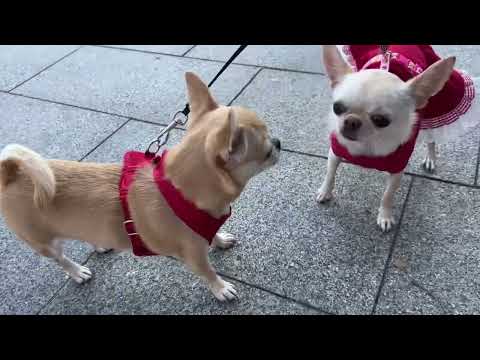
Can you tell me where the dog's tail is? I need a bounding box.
[0,144,55,208]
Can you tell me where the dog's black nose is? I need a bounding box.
[344,116,362,131]
[271,138,281,150]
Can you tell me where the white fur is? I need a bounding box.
[213,232,237,249]
[316,148,341,203]
[377,173,403,232]
[94,246,112,254]
[209,277,238,301]
[422,142,436,173]
[336,45,349,63]
[319,45,456,232]
[331,70,416,157]
[62,261,93,284]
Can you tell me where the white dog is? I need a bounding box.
[317,45,479,231]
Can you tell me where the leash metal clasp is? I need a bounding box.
[145,110,188,157]
[379,45,391,72]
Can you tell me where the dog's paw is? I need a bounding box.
[210,278,238,302]
[422,157,436,173]
[94,247,112,254]
[316,187,333,204]
[377,209,395,233]
[213,232,237,250]
[67,264,92,284]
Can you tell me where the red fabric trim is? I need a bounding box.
[330,121,421,174]
[119,151,157,256]
[341,45,476,128]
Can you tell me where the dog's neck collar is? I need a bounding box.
[330,120,421,174]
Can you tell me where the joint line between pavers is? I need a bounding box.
[172,254,332,314]
[92,45,188,58]
[227,67,264,106]
[79,119,131,162]
[182,45,197,57]
[7,46,83,93]
[218,271,333,314]
[90,45,326,76]
[280,148,328,160]
[370,177,415,314]
[2,91,479,190]
[278,148,480,190]
[474,140,480,186]
[36,248,96,314]
[2,90,129,119]
[405,171,479,189]
[1,91,174,127]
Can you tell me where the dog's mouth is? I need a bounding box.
[340,130,358,142]
[265,147,273,160]
[270,148,280,165]
[265,146,280,166]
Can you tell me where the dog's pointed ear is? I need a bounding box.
[185,72,219,114]
[407,56,456,109]
[219,108,248,169]
[323,45,352,88]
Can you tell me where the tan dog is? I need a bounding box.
[0,72,281,301]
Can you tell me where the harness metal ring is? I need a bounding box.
[146,140,161,156]
[173,110,188,126]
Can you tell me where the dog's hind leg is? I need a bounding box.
[93,246,112,254]
[18,230,93,284]
[40,240,92,283]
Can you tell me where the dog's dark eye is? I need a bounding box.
[371,114,391,128]
[333,102,347,115]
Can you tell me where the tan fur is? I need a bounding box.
[0,72,280,300]
[0,144,56,208]
[0,159,19,188]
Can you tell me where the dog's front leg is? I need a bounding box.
[183,246,238,301]
[212,232,237,249]
[316,148,341,203]
[422,142,436,173]
[377,172,403,232]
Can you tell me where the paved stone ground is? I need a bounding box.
[0,45,479,315]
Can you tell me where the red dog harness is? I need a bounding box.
[331,45,476,174]
[119,150,231,256]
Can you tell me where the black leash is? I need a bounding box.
[180,45,248,116]
[145,45,248,156]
